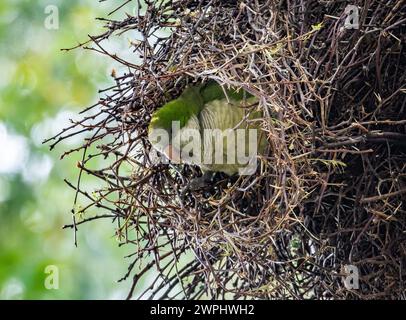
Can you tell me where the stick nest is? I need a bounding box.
[47,0,406,299]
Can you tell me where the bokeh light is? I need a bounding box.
[0,0,136,299]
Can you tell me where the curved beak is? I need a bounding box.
[163,144,181,163]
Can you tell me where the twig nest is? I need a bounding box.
[51,0,406,299]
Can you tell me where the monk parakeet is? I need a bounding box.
[148,82,267,177]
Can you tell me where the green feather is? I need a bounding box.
[149,86,203,134]
[148,82,252,134]
[200,81,252,103]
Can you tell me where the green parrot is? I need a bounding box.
[148,82,267,177]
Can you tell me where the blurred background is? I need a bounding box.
[0,0,142,299]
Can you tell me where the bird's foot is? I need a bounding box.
[189,172,215,190]
[180,171,215,199]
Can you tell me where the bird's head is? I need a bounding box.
[147,81,252,163]
[148,85,203,162]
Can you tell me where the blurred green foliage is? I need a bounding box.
[0,0,136,299]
